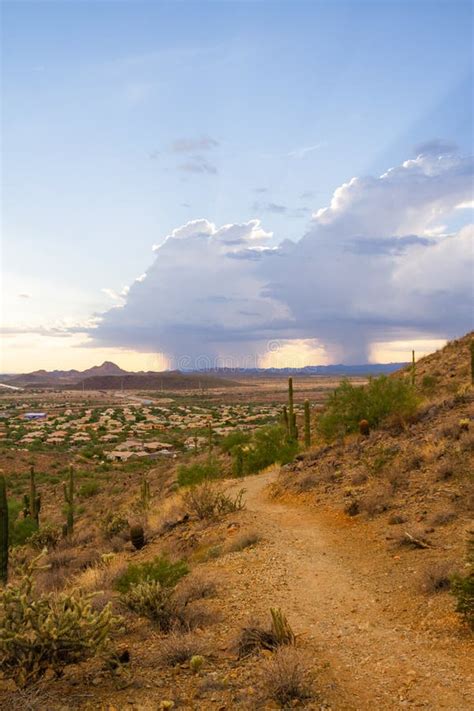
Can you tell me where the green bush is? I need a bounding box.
[78,481,100,498]
[220,430,251,454]
[115,556,188,594]
[243,425,298,474]
[177,459,220,487]
[421,374,437,395]
[8,500,37,547]
[317,376,418,440]
[451,573,474,629]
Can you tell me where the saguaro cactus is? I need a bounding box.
[234,445,245,477]
[29,465,40,528]
[0,474,8,585]
[282,405,289,436]
[63,467,75,536]
[411,350,416,386]
[207,421,213,455]
[288,377,295,441]
[304,400,311,448]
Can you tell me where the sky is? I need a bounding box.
[1,0,473,372]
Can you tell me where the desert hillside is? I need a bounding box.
[0,335,472,710]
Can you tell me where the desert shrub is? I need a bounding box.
[78,481,100,498]
[318,376,418,440]
[7,499,37,547]
[182,481,245,520]
[220,430,251,454]
[261,647,311,707]
[177,460,220,487]
[435,461,455,481]
[237,608,295,659]
[350,470,367,486]
[28,524,61,550]
[10,518,38,547]
[174,575,217,607]
[360,483,393,517]
[226,530,261,553]
[0,555,120,687]
[102,512,129,539]
[420,561,456,593]
[122,581,177,629]
[421,374,437,395]
[158,632,204,666]
[431,510,457,526]
[115,556,188,594]
[451,573,474,629]
[243,425,298,474]
[385,467,408,491]
[459,430,474,453]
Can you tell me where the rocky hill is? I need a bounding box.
[396,331,474,393]
[274,332,473,572]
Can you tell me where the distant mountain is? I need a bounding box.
[82,361,128,378]
[189,363,409,377]
[1,360,411,390]
[1,361,128,388]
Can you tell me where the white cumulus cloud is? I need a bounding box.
[90,145,473,364]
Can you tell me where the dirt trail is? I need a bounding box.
[226,470,473,710]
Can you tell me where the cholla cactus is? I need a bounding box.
[0,552,121,687]
[63,467,74,536]
[411,349,416,386]
[122,580,176,629]
[282,405,289,436]
[0,474,8,585]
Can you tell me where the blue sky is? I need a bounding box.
[2,0,473,371]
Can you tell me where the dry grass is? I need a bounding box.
[158,631,205,667]
[174,574,217,606]
[350,470,367,486]
[180,601,221,631]
[75,556,128,593]
[360,483,393,517]
[431,509,457,526]
[420,561,457,593]
[182,481,245,520]
[261,647,312,706]
[236,608,296,659]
